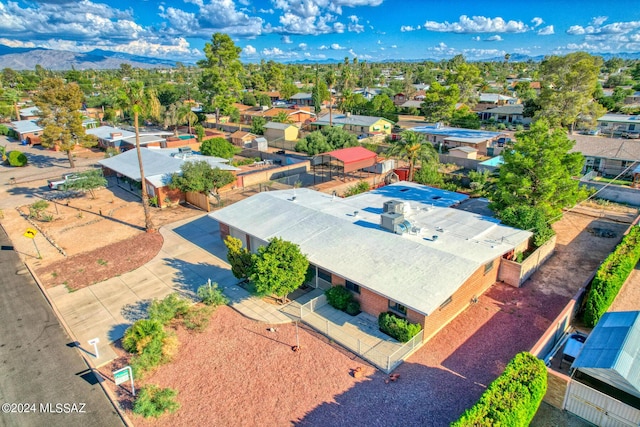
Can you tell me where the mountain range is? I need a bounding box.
[0,46,179,70]
[1,45,639,71]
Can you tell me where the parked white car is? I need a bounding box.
[47,173,80,190]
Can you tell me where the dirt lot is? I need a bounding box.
[97,209,634,426]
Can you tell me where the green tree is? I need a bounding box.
[279,82,298,101]
[450,105,481,129]
[446,62,482,105]
[116,81,161,232]
[490,120,587,222]
[200,137,237,158]
[198,33,243,126]
[312,80,329,115]
[369,94,396,114]
[272,111,293,124]
[169,160,235,200]
[250,237,309,303]
[325,70,336,125]
[60,169,107,199]
[163,102,182,136]
[33,78,97,168]
[535,52,603,133]
[251,116,266,135]
[387,131,437,182]
[420,82,460,123]
[242,92,257,106]
[224,235,253,280]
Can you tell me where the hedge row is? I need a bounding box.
[452,352,547,427]
[378,311,422,342]
[584,225,640,327]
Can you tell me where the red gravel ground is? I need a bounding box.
[35,232,163,290]
[99,211,631,427]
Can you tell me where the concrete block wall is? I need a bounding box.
[544,369,570,409]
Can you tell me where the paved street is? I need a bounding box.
[0,227,123,427]
[0,135,101,210]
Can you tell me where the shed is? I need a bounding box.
[263,122,299,143]
[565,311,640,426]
[448,146,478,159]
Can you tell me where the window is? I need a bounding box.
[484,260,495,274]
[345,280,360,294]
[388,300,407,316]
[317,268,332,283]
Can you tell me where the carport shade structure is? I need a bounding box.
[312,146,377,184]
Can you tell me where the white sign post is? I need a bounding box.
[113,366,135,396]
[88,338,100,359]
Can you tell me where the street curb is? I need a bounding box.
[21,257,134,427]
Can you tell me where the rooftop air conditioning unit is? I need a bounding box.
[380,212,410,234]
[383,200,404,214]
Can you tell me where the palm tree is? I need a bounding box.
[178,103,198,135]
[117,81,161,232]
[387,131,435,182]
[272,111,293,124]
[164,102,181,136]
[325,70,336,126]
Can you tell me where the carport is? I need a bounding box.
[311,146,377,184]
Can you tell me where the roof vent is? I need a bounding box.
[383,200,404,214]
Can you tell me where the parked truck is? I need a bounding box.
[47,173,80,190]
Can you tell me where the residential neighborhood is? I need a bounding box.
[2,28,640,427]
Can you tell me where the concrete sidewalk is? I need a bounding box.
[47,214,291,366]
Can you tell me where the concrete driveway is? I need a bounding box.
[47,215,291,366]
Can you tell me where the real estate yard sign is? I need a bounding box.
[113,366,135,395]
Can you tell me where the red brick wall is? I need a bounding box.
[421,259,499,342]
[346,258,500,343]
[156,186,184,208]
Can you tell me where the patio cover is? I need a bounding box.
[319,146,377,173]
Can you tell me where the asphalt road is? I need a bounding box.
[0,227,123,427]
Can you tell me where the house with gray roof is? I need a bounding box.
[209,181,531,344]
[478,104,531,125]
[99,148,238,208]
[9,120,43,142]
[597,114,640,136]
[565,311,640,426]
[411,124,502,155]
[312,113,395,135]
[569,135,640,177]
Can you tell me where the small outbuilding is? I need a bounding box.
[311,146,377,183]
[448,146,478,159]
[565,311,640,426]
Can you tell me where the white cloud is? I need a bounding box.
[591,16,608,26]
[424,15,529,33]
[298,42,308,50]
[243,45,257,55]
[565,18,640,52]
[262,47,284,55]
[281,35,292,43]
[531,17,543,27]
[537,25,554,35]
[258,8,274,14]
[0,38,35,48]
[319,45,328,50]
[485,35,502,41]
[348,15,364,33]
[400,25,416,32]
[391,45,397,48]
[567,25,585,35]
[331,43,345,50]
[471,36,480,41]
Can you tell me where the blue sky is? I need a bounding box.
[1,0,639,62]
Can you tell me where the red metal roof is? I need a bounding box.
[325,146,377,164]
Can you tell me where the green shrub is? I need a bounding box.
[197,281,228,306]
[122,319,166,354]
[29,200,50,220]
[343,181,370,197]
[378,312,422,342]
[325,286,353,311]
[183,305,213,332]
[8,150,27,167]
[452,352,547,427]
[129,332,179,379]
[147,293,190,325]
[133,385,180,418]
[345,300,361,316]
[584,226,640,326]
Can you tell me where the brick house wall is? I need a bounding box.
[332,256,501,343]
[156,186,184,208]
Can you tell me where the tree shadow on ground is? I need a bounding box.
[120,300,152,323]
[24,152,71,169]
[108,323,133,342]
[292,361,484,427]
[160,257,234,299]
